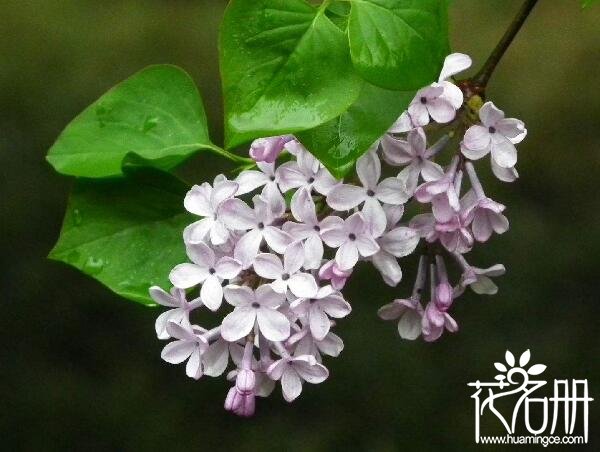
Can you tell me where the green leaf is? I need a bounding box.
[47,65,224,178]
[49,167,193,305]
[348,0,449,90]
[297,81,413,178]
[220,0,363,149]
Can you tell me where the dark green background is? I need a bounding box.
[1,1,599,450]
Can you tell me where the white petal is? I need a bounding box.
[356,150,381,189]
[309,304,330,340]
[169,263,208,289]
[372,251,402,287]
[380,227,420,257]
[303,234,324,270]
[161,340,195,364]
[256,284,286,308]
[479,101,505,127]
[463,125,491,153]
[398,310,422,340]
[491,137,518,168]
[355,234,380,258]
[316,332,344,357]
[326,184,366,210]
[183,218,212,244]
[294,359,329,384]
[288,273,318,298]
[438,53,472,82]
[407,102,430,127]
[281,367,303,402]
[320,216,347,247]
[233,229,263,268]
[471,275,498,295]
[149,286,178,307]
[223,285,254,307]
[380,135,414,166]
[155,309,184,339]
[200,275,223,311]
[184,184,212,216]
[290,187,317,224]
[491,159,519,182]
[440,81,464,109]
[235,170,268,195]
[362,198,387,239]
[221,307,256,342]
[210,180,238,207]
[320,295,351,318]
[218,198,256,230]
[202,339,229,377]
[253,253,284,279]
[186,348,203,380]
[215,257,242,280]
[275,162,305,192]
[263,226,292,254]
[256,308,290,341]
[375,177,409,204]
[427,98,456,124]
[377,301,405,320]
[185,241,215,268]
[335,241,359,270]
[283,240,305,274]
[313,168,339,196]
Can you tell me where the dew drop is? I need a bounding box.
[142,116,159,132]
[73,209,83,226]
[83,256,105,275]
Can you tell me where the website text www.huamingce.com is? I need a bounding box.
[478,435,585,447]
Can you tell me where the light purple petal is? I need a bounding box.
[263,226,292,254]
[253,253,283,279]
[355,234,380,258]
[336,241,359,270]
[326,184,366,211]
[186,348,203,380]
[281,367,303,402]
[380,227,420,257]
[309,304,330,340]
[356,150,381,189]
[223,285,254,307]
[290,187,317,224]
[184,184,212,216]
[218,198,256,230]
[161,340,195,364]
[211,180,238,208]
[479,101,505,127]
[427,97,456,124]
[221,307,256,342]
[200,274,223,311]
[169,263,208,289]
[438,53,472,82]
[463,125,491,152]
[288,273,318,298]
[215,257,242,280]
[235,170,268,195]
[294,359,329,384]
[490,137,518,168]
[284,240,305,274]
[256,308,290,341]
[256,284,286,308]
[233,229,263,267]
[375,177,409,204]
[372,251,402,286]
[186,241,215,268]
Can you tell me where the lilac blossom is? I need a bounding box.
[267,355,329,402]
[221,285,289,342]
[161,322,209,380]
[461,101,527,168]
[289,285,351,340]
[326,151,408,233]
[219,195,292,267]
[380,128,446,195]
[318,260,352,290]
[183,177,239,245]
[321,212,379,270]
[169,241,242,311]
[149,286,202,339]
[253,241,318,298]
[276,141,337,195]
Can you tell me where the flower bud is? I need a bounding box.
[435,282,454,312]
[235,369,256,394]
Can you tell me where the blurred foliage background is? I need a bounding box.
[1,0,599,450]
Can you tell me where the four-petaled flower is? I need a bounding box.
[267,355,329,402]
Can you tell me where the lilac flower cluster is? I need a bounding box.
[149,53,527,416]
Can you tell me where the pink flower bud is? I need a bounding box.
[435,282,454,312]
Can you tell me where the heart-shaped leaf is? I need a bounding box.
[49,166,193,305]
[348,0,449,90]
[47,65,223,178]
[220,0,363,149]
